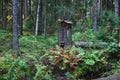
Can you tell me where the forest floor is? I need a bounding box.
[0,30,120,80]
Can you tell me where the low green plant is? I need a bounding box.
[72,29,96,42]
[34,64,52,80]
[49,46,107,79]
[106,42,120,59]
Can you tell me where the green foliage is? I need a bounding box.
[65,72,72,79]
[72,50,106,79]
[96,11,120,41]
[106,42,120,58]
[99,11,119,26]
[23,16,35,32]
[72,29,96,42]
[49,46,107,79]
[102,61,120,77]
[34,64,51,80]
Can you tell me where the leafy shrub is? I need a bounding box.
[23,16,35,32]
[96,11,120,42]
[72,29,96,42]
[106,42,120,59]
[49,46,107,79]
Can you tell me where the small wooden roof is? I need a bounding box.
[61,20,73,25]
[57,19,73,25]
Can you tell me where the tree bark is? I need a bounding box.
[98,0,102,15]
[20,0,23,35]
[44,0,47,38]
[1,0,4,29]
[93,0,98,33]
[24,0,28,18]
[12,0,19,51]
[4,10,8,30]
[35,0,40,36]
[119,0,120,16]
[38,0,42,34]
[29,0,31,15]
[0,1,1,29]
[114,0,119,17]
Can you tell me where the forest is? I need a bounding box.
[0,0,120,80]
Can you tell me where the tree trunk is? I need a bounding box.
[93,0,98,33]
[4,10,8,30]
[1,0,4,29]
[24,0,28,18]
[0,1,2,29]
[44,0,47,38]
[20,0,23,35]
[119,0,120,16]
[12,0,19,51]
[3,1,9,30]
[98,0,102,15]
[35,0,40,36]
[29,0,31,15]
[38,0,42,34]
[114,0,119,17]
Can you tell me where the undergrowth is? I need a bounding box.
[0,29,120,80]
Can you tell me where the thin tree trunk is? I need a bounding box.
[44,0,47,38]
[20,0,23,35]
[12,0,19,51]
[29,0,31,15]
[3,1,9,31]
[24,0,28,18]
[119,0,120,16]
[0,0,2,29]
[1,0,4,29]
[98,0,102,15]
[4,10,8,30]
[100,0,102,12]
[54,0,57,21]
[38,0,42,34]
[114,0,119,17]
[93,0,98,33]
[35,0,40,36]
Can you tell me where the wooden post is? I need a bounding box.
[58,20,73,48]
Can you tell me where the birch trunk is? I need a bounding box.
[35,0,40,36]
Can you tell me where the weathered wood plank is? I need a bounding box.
[74,41,108,48]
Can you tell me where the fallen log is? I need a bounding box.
[74,41,108,48]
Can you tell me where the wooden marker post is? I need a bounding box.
[58,20,73,48]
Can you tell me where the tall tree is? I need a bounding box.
[44,0,47,38]
[20,0,23,35]
[114,0,119,17]
[0,0,3,29]
[29,0,32,14]
[12,0,19,51]
[119,0,120,16]
[24,0,28,18]
[93,0,98,33]
[38,0,42,34]
[35,0,40,36]
[98,0,102,15]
